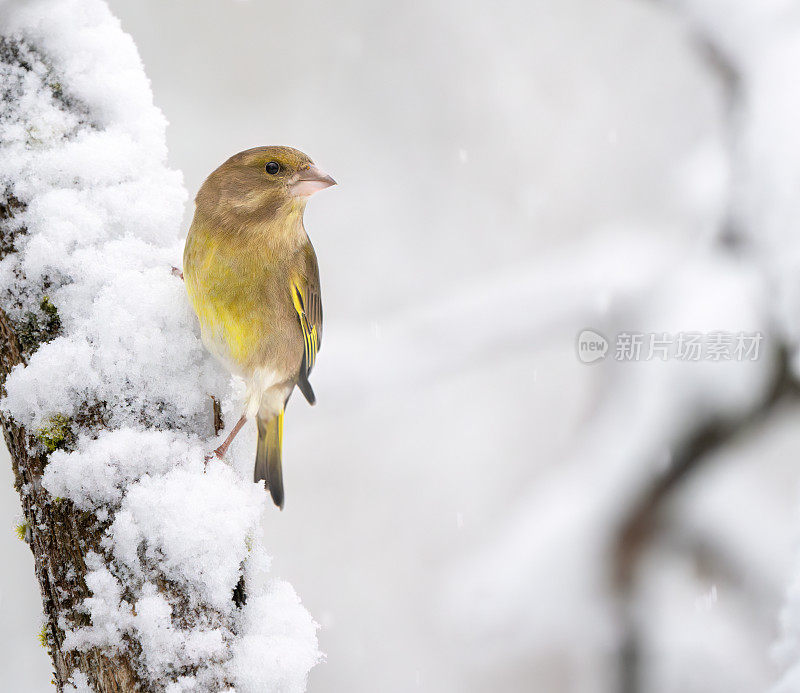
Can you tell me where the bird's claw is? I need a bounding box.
[203,447,225,470]
[171,266,184,280]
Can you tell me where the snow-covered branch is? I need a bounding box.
[0,1,319,690]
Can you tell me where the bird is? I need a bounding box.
[182,146,335,508]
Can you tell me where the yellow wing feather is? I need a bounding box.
[291,281,321,372]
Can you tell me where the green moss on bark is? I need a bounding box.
[35,414,73,453]
[17,296,62,354]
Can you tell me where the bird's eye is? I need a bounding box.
[265,161,280,175]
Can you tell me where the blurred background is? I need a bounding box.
[3,0,800,691]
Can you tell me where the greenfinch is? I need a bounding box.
[183,146,335,508]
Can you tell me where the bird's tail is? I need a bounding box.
[254,411,284,509]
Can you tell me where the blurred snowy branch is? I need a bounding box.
[442,1,800,691]
[328,232,683,399]
[0,1,319,691]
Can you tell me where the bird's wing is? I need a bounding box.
[290,247,322,405]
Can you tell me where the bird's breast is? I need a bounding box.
[183,228,302,377]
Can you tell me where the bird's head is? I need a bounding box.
[196,146,336,224]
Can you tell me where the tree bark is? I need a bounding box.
[0,35,155,693]
[0,173,144,692]
[0,316,140,689]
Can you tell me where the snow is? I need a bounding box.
[443,248,776,661]
[668,2,800,689]
[0,0,320,689]
[44,1,800,691]
[63,671,93,693]
[109,463,261,612]
[5,0,800,690]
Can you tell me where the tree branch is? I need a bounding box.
[612,348,798,693]
[0,4,319,691]
[612,4,789,689]
[0,301,139,689]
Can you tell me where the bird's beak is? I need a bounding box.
[289,165,337,198]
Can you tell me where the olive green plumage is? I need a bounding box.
[255,413,284,508]
[183,146,334,508]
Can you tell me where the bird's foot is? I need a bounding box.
[203,445,226,469]
[171,266,184,280]
[202,414,246,470]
